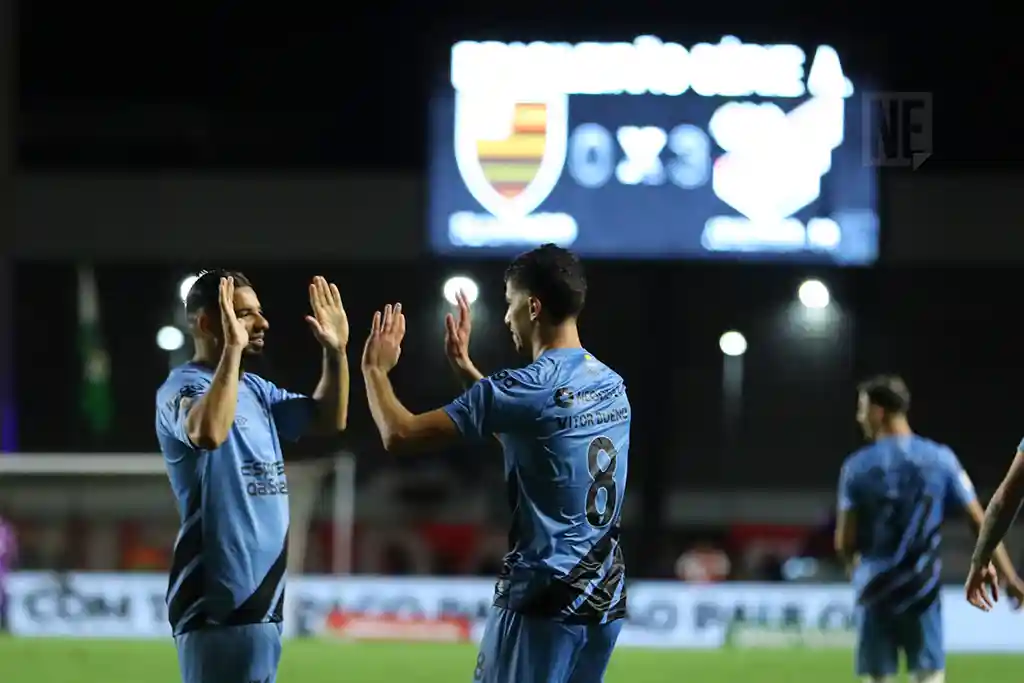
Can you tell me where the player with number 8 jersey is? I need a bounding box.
[360,244,629,683]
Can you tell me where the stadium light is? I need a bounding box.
[442,276,479,306]
[719,331,747,357]
[178,275,200,304]
[797,279,830,310]
[156,326,185,351]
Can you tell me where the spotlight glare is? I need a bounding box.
[156,326,185,351]
[719,331,747,357]
[442,276,479,306]
[797,279,830,309]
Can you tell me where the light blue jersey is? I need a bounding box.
[445,348,630,624]
[839,434,975,613]
[155,362,314,636]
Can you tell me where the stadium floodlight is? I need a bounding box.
[156,325,185,351]
[178,275,200,304]
[442,276,479,306]
[797,279,830,310]
[719,330,747,357]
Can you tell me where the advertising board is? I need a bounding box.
[6,573,1022,652]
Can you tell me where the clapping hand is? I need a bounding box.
[305,276,349,352]
[362,303,405,374]
[444,290,473,371]
[219,277,249,349]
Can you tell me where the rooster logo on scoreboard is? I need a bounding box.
[454,91,568,220]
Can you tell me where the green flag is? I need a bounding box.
[77,265,113,436]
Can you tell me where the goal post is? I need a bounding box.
[0,452,355,575]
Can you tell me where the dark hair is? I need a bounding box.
[858,375,911,414]
[504,244,586,323]
[184,270,253,315]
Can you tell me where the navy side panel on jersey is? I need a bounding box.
[838,434,975,614]
[155,363,315,635]
[444,348,630,624]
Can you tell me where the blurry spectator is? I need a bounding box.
[0,510,16,632]
[675,542,730,582]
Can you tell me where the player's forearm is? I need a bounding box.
[450,358,485,389]
[972,485,1024,569]
[312,347,349,432]
[363,367,416,451]
[186,345,243,449]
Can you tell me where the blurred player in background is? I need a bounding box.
[965,437,1024,611]
[835,375,1024,683]
[155,271,349,683]
[361,244,630,683]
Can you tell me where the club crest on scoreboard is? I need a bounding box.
[454,91,568,220]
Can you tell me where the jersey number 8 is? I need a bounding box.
[586,436,618,527]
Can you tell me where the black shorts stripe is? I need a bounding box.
[504,521,626,623]
[224,534,288,626]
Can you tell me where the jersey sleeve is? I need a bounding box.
[443,368,543,441]
[837,460,856,512]
[156,369,212,448]
[259,378,315,443]
[943,448,977,507]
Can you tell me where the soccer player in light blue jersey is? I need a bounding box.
[361,245,629,683]
[155,271,350,683]
[835,375,1024,683]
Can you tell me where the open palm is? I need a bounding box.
[444,289,472,367]
[305,276,349,351]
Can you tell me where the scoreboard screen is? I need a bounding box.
[427,36,878,264]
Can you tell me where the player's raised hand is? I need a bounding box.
[219,276,249,349]
[444,289,473,369]
[305,276,349,352]
[965,561,999,611]
[361,303,405,374]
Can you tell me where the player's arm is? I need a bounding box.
[834,510,858,569]
[183,344,243,449]
[310,346,349,433]
[833,462,859,570]
[363,367,459,452]
[970,448,1024,573]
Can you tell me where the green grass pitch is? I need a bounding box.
[2,638,1023,682]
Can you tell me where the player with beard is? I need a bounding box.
[361,245,630,683]
[155,270,350,683]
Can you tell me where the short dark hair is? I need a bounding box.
[504,244,586,323]
[184,270,253,315]
[858,375,911,414]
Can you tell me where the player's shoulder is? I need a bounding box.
[841,443,877,474]
[534,349,622,386]
[241,371,272,392]
[911,433,951,451]
[157,363,212,401]
[910,434,957,463]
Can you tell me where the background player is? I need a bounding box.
[965,438,1024,611]
[835,375,1024,683]
[361,245,630,683]
[155,271,350,683]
